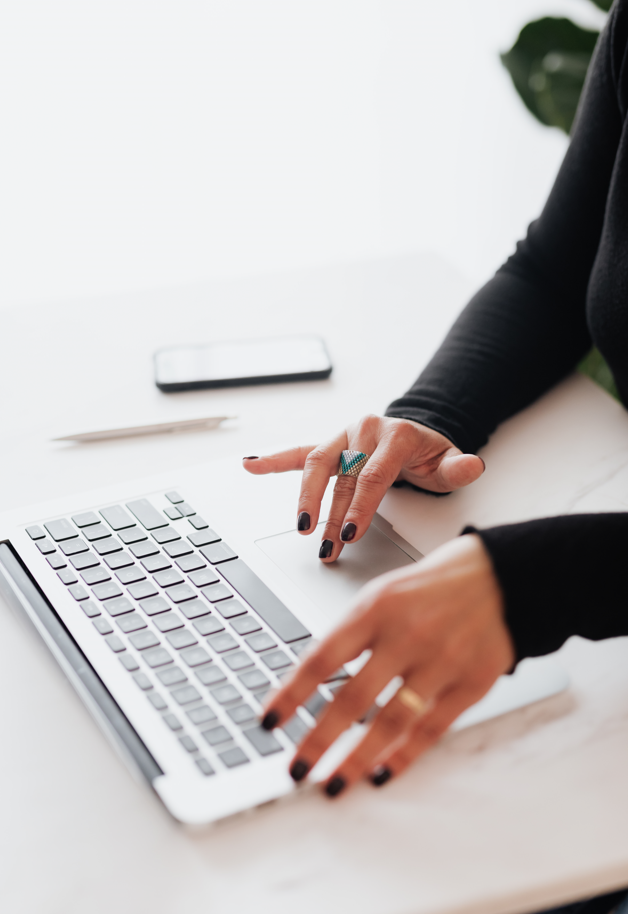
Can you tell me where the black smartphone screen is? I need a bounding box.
[154,335,332,392]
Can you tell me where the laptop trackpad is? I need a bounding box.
[256,519,419,623]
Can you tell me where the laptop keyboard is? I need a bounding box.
[24,491,329,777]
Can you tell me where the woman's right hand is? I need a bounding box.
[243,414,485,562]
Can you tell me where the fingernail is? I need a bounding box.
[261,710,279,731]
[297,512,311,532]
[479,456,486,471]
[370,766,392,787]
[340,522,356,542]
[325,776,346,797]
[290,759,309,782]
[319,539,333,559]
[242,456,259,460]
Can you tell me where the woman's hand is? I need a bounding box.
[261,534,514,795]
[243,415,484,562]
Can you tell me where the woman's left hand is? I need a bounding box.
[261,533,514,795]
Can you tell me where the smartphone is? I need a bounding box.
[154,335,333,392]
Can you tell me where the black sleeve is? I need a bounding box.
[385,2,626,455]
[465,515,628,663]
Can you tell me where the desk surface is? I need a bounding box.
[2,254,628,914]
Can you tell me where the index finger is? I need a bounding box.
[242,445,317,474]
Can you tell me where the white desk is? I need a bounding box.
[2,254,628,914]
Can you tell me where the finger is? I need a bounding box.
[403,452,485,493]
[369,681,489,787]
[284,651,406,782]
[318,473,357,562]
[242,445,317,475]
[296,431,348,535]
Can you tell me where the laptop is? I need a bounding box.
[0,455,568,825]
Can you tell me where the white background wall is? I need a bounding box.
[0,0,607,309]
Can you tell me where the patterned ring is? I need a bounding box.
[337,449,370,478]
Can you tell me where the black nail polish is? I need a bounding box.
[242,456,259,460]
[261,710,279,731]
[371,766,392,787]
[290,759,309,782]
[319,539,333,559]
[340,522,356,542]
[325,776,346,797]
[297,512,311,531]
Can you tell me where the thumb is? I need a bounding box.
[433,453,485,491]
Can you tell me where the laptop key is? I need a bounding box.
[230,614,262,636]
[245,632,277,652]
[116,566,146,585]
[92,581,123,601]
[164,541,193,559]
[243,726,284,757]
[105,596,134,616]
[189,529,220,547]
[207,632,238,653]
[165,491,184,504]
[201,583,232,604]
[58,568,78,585]
[157,666,187,686]
[82,523,111,542]
[126,498,169,531]
[180,646,211,667]
[118,528,147,545]
[238,669,270,691]
[187,704,217,725]
[163,713,182,731]
[119,653,140,671]
[196,758,215,776]
[213,599,246,618]
[141,553,172,573]
[153,568,184,588]
[47,554,67,571]
[281,713,311,744]
[188,568,219,588]
[148,692,168,711]
[304,689,328,719]
[81,601,101,618]
[72,512,100,528]
[189,516,209,530]
[261,650,292,671]
[224,651,254,672]
[218,747,249,768]
[129,630,160,651]
[44,519,77,542]
[219,560,311,644]
[68,584,89,601]
[104,551,134,570]
[165,506,182,521]
[178,502,196,517]
[193,615,225,636]
[200,543,237,565]
[93,537,123,556]
[139,595,171,616]
[166,629,197,649]
[37,539,57,555]
[179,735,197,753]
[130,541,159,559]
[154,612,184,633]
[210,684,241,705]
[227,703,256,725]
[99,505,135,530]
[128,580,158,600]
[201,726,232,746]
[105,634,125,653]
[81,566,111,586]
[195,664,226,687]
[116,613,147,633]
[176,554,206,573]
[168,583,198,603]
[71,552,100,571]
[172,685,202,705]
[152,527,180,545]
[133,672,153,690]
[26,525,45,540]
[291,636,315,656]
[93,617,113,635]
[60,538,89,556]
[143,647,173,668]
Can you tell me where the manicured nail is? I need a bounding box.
[242,456,259,460]
[325,776,346,797]
[370,766,392,787]
[319,539,333,559]
[340,522,356,542]
[297,512,311,531]
[261,710,279,731]
[290,759,309,782]
[479,456,486,471]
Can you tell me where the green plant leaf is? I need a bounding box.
[501,18,599,133]
[578,347,620,400]
[589,0,612,11]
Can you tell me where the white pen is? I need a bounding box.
[52,415,235,443]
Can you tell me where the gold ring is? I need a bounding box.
[396,686,428,717]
